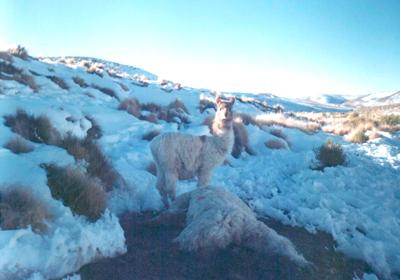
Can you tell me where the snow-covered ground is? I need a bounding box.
[0,54,399,279]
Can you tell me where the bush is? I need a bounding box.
[0,186,51,232]
[60,136,118,191]
[380,115,400,126]
[72,76,88,88]
[269,128,288,141]
[141,102,162,113]
[348,130,368,144]
[265,139,286,150]
[8,45,29,60]
[44,165,106,222]
[4,136,34,154]
[4,109,61,145]
[315,139,346,169]
[119,98,141,118]
[0,61,39,92]
[167,99,189,114]
[46,75,69,90]
[92,84,117,99]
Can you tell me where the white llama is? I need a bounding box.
[150,96,235,207]
[153,187,307,266]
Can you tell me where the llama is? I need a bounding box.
[153,187,307,266]
[150,96,235,207]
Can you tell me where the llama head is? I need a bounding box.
[215,96,235,130]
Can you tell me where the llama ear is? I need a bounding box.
[228,96,236,105]
[216,96,222,105]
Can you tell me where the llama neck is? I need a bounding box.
[211,118,234,154]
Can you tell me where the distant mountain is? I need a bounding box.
[344,91,400,107]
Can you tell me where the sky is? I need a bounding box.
[1,0,399,97]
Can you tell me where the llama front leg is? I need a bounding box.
[156,171,170,208]
[198,167,212,187]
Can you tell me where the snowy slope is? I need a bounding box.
[0,54,399,279]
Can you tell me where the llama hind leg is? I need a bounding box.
[164,172,178,203]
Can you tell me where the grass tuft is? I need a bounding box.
[315,139,346,170]
[0,186,51,232]
[3,136,34,154]
[44,164,106,222]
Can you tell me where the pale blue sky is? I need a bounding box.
[1,0,399,97]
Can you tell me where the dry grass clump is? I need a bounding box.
[44,164,106,222]
[86,116,103,140]
[142,129,160,141]
[120,98,191,126]
[0,186,51,232]
[314,139,346,170]
[380,114,400,126]
[3,136,34,154]
[167,99,189,114]
[60,136,119,191]
[117,82,129,92]
[347,130,368,144]
[46,75,69,90]
[8,45,29,60]
[0,61,40,92]
[255,114,321,134]
[141,102,162,113]
[92,84,118,99]
[0,51,13,62]
[199,98,215,113]
[119,98,141,118]
[72,76,88,88]
[269,128,288,141]
[4,109,61,145]
[265,139,287,150]
[87,64,104,77]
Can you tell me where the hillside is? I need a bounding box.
[0,50,399,280]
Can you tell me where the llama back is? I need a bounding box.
[150,132,204,174]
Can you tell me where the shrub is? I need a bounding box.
[0,62,39,92]
[167,99,189,114]
[141,102,162,113]
[8,45,29,60]
[46,75,69,90]
[142,129,160,141]
[0,186,51,232]
[119,98,141,118]
[92,84,117,99]
[0,51,13,62]
[265,139,286,150]
[117,82,129,92]
[315,139,346,169]
[269,128,288,141]
[73,76,88,88]
[86,116,103,140]
[60,137,118,191]
[44,164,106,222]
[348,130,368,144]
[380,114,400,126]
[199,98,215,113]
[4,109,61,145]
[3,136,34,154]
[139,113,158,123]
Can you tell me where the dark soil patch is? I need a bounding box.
[79,212,371,280]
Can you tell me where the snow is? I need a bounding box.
[1,54,400,279]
